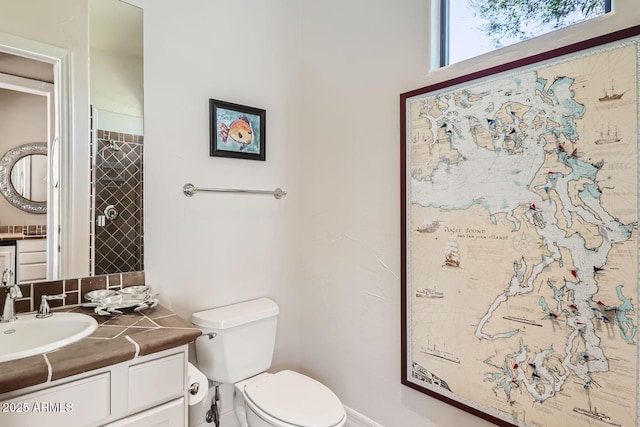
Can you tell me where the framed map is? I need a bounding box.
[401,25,640,427]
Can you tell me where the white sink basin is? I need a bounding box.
[0,312,98,363]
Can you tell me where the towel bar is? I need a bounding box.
[182,183,287,199]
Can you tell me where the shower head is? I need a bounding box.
[97,140,121,156]
[107,140,121,151]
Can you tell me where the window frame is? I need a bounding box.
[439,0,613,67]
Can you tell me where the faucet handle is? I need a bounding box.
[1,269,14,286]
[8,284,22,299]
[36,294,67,318]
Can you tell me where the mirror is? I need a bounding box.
[90,0,144,276]
[0,142,47,214]
[0,0,143,279]
[11,154,47,202]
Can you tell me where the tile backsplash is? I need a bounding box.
[0,271,145,315]
[0,224,47,235]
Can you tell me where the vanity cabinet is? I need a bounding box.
[16,238,46,283]
[0,346,188,427]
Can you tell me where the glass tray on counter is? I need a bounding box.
[83,286,158,315]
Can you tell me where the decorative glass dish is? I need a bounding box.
[83,286,158,316]
[117,285,150,295]
[84,289,117,302]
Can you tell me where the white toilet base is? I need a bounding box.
[232,372,346,427]
[234,373,288,427]
[245,403,284,427]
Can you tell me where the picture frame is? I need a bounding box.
[209,99,266,161]
[401,25,640,427]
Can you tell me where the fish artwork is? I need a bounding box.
[219,116,253,150]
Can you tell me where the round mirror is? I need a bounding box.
[0,142,47,213]
[10,154,47,202]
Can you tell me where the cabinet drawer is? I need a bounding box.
[128,353,185,413]
[103,397,185,427]
[17,239,46,252]
[18,263,47,282]
[19,251,47,265]
[0,373,110,427]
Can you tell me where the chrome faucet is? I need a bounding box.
[36,294,67,318]
[1,268,22,322]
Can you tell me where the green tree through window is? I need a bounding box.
[442,0,612,65]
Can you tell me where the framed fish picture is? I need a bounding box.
[209,99,266,161]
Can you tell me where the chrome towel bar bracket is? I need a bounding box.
[183,183,287,200]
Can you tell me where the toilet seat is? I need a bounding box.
[243,370,346,427]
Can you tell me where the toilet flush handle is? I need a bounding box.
[203,332,217,340]
[189,382,199,395]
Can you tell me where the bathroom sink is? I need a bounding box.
[0,313,98,363]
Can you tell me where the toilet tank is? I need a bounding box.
[192,298,279,384]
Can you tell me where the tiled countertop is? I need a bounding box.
[0,305,201,394]
[0,232,46,241]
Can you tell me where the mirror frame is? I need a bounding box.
[0,142,47,214]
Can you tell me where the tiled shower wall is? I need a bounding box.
[91,130,144,275]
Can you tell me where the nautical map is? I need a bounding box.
[405,36,639,427]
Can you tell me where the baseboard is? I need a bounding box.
[345,405,385,427]
[193,405,381,427]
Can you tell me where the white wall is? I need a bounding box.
[137,0,299,339]
[90,0,143,119]
[133,0,302,423]
[90,47,144,118]
[130,0,640,426]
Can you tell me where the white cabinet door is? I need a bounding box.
[0,244,16,283]
[103,398,185,427]
[128,353,185,413]
[0,373,110,427]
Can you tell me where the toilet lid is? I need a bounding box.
[244,370,345,427]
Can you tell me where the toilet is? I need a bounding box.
[192,298,346,427]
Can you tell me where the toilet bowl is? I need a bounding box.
[235,371,346,427]
[192,298,346,427]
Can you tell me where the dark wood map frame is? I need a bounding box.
[401,25,640,426]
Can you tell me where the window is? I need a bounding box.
[441,0,612,66]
